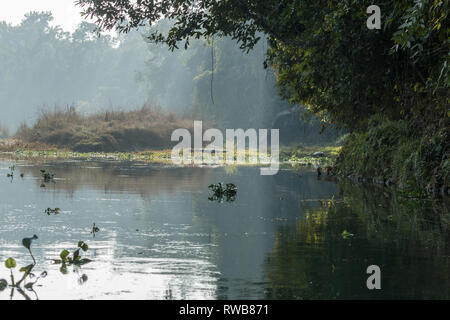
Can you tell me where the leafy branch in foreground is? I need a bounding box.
[0,235,46,299]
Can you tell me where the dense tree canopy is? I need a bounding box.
[76,0,449,131]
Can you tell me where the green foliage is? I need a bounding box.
[22,235,38,250]
[0,279,7,291]
[267,0,449,131]
[341,230,355,239]
[75,0,448,130]
[6,165,15,179]
[40,170,55,182]
[90,224,100,237]
[53,241,92,267]
[75,1,448,187]
[45,208,61,216]
[1,235,46,298]
[5,258,16,269]
[336,113,449,194]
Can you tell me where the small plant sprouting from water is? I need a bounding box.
[6,165,16,181]
[45,208,61,216]
[0,235,46,300]
[7,165,15,176]
[53,241,92,269]
[91,223,100,238]
[39,169,55,187]
[208,183,237,203]
[52,241,92,285]
[5,165,24,181]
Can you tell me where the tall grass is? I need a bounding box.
[16,104,195,152]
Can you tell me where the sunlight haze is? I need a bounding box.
[0,0,83,31]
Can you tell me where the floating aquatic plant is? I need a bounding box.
[90,223,100,237]
[208,183,237,203]
[52,241,91,285]
[45,208,61,216]
[53,241,91,267]
[40,169,55,183]
[6,165,15,180]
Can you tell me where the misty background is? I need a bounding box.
[0,10,339,144]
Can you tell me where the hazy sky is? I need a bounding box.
[0,0,85,32]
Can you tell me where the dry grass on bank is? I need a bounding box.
[16,104,194,152]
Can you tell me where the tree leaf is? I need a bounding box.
[0,279,7,291]
[20,264,34,274]
[60,250,70,262]
[5,257,16,269]
[59,265,68,275]
[73,249,80,261]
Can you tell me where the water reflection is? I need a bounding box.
[0,160,448,299]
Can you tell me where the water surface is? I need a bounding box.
[0,160,448,300]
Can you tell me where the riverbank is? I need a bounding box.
[334,115,449,197]
[0,141,339,168]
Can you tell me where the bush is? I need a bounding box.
[336,114,449,194]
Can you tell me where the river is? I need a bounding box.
[0,160,448,300]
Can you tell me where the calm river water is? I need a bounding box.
[0,160,448,300]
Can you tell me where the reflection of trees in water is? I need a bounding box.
[188,169,340,299]
[20,162,212,197]
[265,181,450,299]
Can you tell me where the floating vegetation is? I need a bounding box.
[90,223,100,238]
[5,164,25,181]
[208,183,237,203]
[39,169,55,188]
[52,241,92,285]
[6,164,16,181]
[0,235,46,300]
[45,208,61,216]
[40,169,55,182]
[53,241,92,269]
[1,146,340,171]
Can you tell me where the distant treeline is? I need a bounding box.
[0,12,148,129]
[0,12,341,146]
